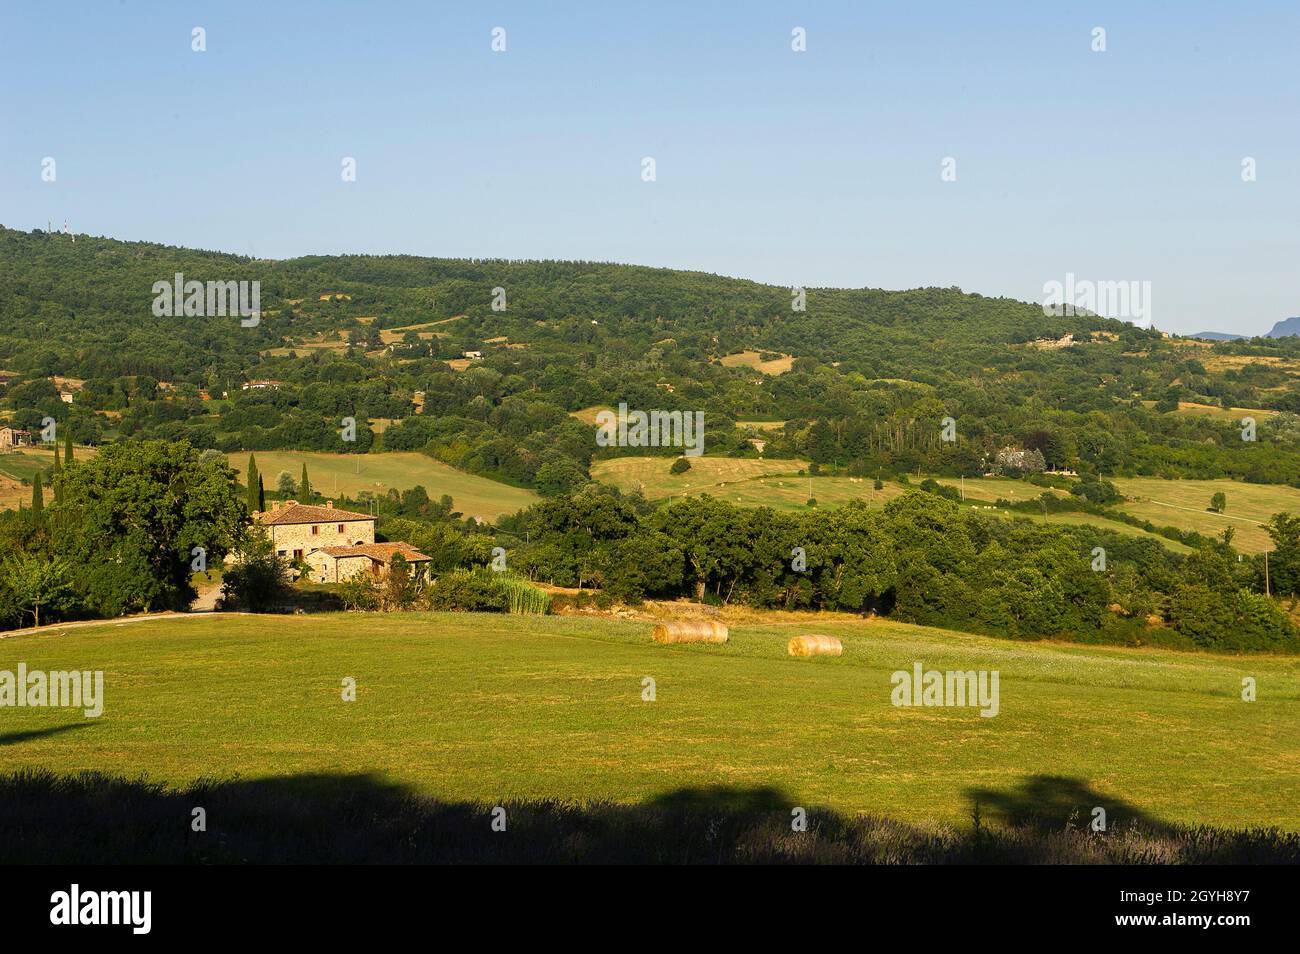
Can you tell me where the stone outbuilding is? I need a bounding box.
[305,542,433,583]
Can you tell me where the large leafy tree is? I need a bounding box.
[1265,512,1300,602]
[1,552,74,628]
[53,440,248,615]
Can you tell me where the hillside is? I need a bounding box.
[6,225,1300,503]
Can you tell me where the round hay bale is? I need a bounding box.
[652,620,729,644]
[787,634,842,657]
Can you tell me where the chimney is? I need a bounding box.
[326,500,334,508]
[285,499,298,508]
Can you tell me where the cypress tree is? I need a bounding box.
[52,447,63,520]
[63,429,74,466]
[301,463,311,502]
[246,454,260,512]
[31,472,43,521]
[258,474,265,512]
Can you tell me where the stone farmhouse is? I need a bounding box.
[254,500,431,582]
[0,425,31,451]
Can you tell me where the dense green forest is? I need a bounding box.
[4,226,1300,494]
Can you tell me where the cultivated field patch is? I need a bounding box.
[225,450,537,522]
[718,350,795,375]
[593,455,808,499]
[1111,477,1300,554]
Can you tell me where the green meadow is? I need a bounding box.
[1111,477,1300,554]
[2,612,1296,832]
[225,450,538,522]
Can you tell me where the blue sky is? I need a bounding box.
[1,1,1296,334]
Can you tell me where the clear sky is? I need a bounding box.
[2,1,1296,335]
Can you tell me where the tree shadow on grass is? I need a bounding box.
[964,775,1170,834]
[0,723,93,747]
[0,768,1294,864]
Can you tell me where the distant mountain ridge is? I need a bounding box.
[1191,317,1300,341]
[1268,316,1300,338]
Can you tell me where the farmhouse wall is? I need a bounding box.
[306,552,373,583]
[269,518,374,556]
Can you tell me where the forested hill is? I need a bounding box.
[3,225,1300,492]
[1,223,1135,382]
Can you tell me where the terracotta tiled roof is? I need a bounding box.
[317,542,432,563]
[256,503,375,525]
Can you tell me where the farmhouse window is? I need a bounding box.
[293,549,304,561]
[312,525,320,535]
[338,524,345,533]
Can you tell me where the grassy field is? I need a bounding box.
[592,455,810,500]
[0,446,97,510]
[1111,477,1300,554]
[569,404,612,425]
[718,350,795,375]
[927,477,1199,553]
[226,451,537,522]
[703,473,908,510]
[1139,400,1280,423]
[0,611,1295,833]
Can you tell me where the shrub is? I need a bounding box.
[337,574,381,611]
[496,574,551,615]
[1168,584,1298,651]
[919,478,961,501]
[425,570,507,612]
[219,533,291,612]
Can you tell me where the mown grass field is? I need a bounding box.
[1,612,1296,831]
[592,455,809,499]
[1111,477,1300,554]
[226,451,537,522]
[929,477,1199,553]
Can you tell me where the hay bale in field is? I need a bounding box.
[787,634,842,657]
[652,620,729,644]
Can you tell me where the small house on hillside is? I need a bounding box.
[0,426,30,451]
[306,542,433,583]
